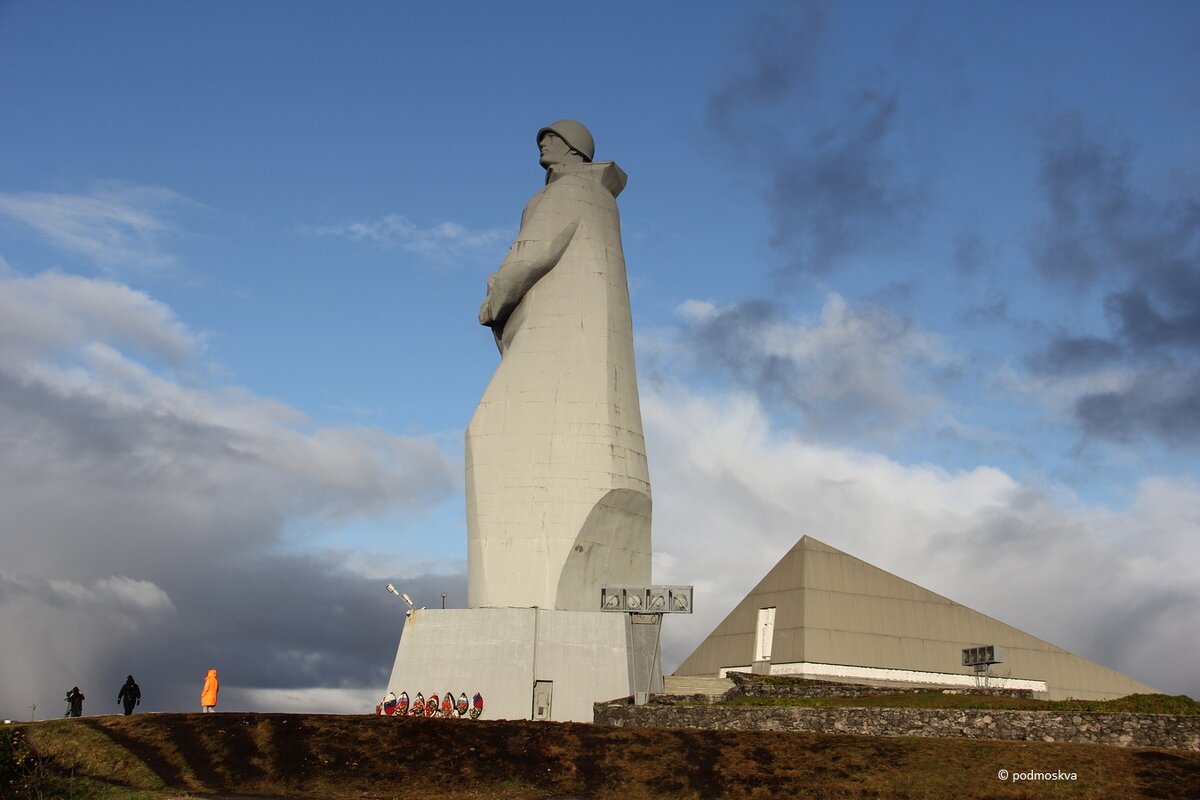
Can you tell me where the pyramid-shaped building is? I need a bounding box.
[675,536,1156,700]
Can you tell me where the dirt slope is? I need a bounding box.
[5,712,1200,799]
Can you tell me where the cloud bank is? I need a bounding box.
[644,385,1200,698]
[0,269,460,720]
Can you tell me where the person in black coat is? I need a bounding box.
[65,687,85,717]
[117,675,141,716]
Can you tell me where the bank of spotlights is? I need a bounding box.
[386,583,423,617]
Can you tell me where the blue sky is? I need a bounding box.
[1,0,1198,717]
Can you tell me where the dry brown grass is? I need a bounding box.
[3,712,1198,799]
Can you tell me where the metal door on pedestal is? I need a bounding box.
[532,680,553,720]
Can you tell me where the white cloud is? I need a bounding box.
[0,183,197,272]
[675,298,720,323]
[0,270,199,369]
[313,214,509,266]
[93,576,177,613]
[644,384,1200,697]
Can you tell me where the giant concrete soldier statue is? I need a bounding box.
[468,120,651,611]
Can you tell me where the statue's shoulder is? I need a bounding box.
[546,162,626,199]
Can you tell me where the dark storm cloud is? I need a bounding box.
[695,298,784,358]
[766,89,925,277]
[104,563,467,711]
[1027,115,1200,445]
[1031,118,1135,286]
[0,271,460,718]
[1075,372,1200,445]
[1083,587,1199,673]
[1033,115,1200,285]
[953,230,986,277]
[958,290,1009,325]
[678,295,948,441]
[1025,334,1122,376]
[705,3,828,142]
[1106,284,1200,351]
[706,2,926,279]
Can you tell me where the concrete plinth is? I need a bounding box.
[385,608,662,722]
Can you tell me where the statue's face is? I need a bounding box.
[538,131,577,168]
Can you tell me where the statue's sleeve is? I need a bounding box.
[479,184,579,330]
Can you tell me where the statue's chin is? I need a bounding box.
[540,155,584,170]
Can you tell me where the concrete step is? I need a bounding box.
[661,676,734,697]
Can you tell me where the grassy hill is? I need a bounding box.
[3,712,1199,799]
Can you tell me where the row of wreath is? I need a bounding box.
[376,690,483,719]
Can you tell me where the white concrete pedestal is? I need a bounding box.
[385,608,661,722]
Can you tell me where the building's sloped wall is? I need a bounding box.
[674,537,1158,700]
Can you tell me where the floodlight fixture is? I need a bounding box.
[600,588,622,610]
[647,590,667,612]
[670,588,691,613]
[962,645,1004,668]
[386,584,418,611]
[600,585,694,614]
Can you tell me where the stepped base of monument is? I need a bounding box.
[385,607,662,722]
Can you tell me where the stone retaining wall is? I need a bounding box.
[593,703,1200,751]
[726,673,1033,700]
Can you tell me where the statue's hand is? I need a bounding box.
[479,272,500,326]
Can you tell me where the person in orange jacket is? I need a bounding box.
[200,668,219,712]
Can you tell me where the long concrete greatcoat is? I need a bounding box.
[468,161,651,611]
